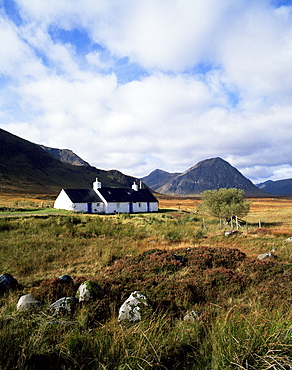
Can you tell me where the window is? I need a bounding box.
[138,203,141,207]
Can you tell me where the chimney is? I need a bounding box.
[132,181,138,191]
[93,178,101,192]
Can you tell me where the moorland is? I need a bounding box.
[1,193,292,369]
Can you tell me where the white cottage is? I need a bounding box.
[54,178,159,214]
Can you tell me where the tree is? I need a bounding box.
[201,188,250,221]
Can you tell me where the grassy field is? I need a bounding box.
[0,194,292,369]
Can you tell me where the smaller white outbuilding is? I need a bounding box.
[54,178,159,214]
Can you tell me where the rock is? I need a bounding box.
[183,310,202,322]
[257,252,277,260]
[225,230,238,236]
[118,291,150,322]
[172,254,186,263]
[286,237,292,243]
[17,294,40,311]
[75,280,103,302]
[0,273,18,293]
[50,297,79,316]
[58,275,73,284]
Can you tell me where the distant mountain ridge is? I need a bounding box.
[40,145,90,166]
[257,179,292,196]
[142,158,270,196]
[0,128,137,195]
[141,169,180,191]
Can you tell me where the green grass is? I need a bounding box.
[0,205,292,369]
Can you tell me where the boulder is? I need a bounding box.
[76,280,103,302]
[118,291,151,322]
[286,237,292,243]
[257,252,277,260]
[17,294,40,311]
[183,310,202,322]
[50,297,79,316]
[225,230,238,236]
[0,273,18,293]
[57,275,74,284]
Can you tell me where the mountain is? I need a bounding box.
[141,169,180,190]
[40,145,90,166]
[257,179,292,196]
[142,158,270,196]
[0,128,137,195]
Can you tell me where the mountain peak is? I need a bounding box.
[143,158,269,196]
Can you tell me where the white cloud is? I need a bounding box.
[1,0,292,182]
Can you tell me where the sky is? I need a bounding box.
[1,0,292,183]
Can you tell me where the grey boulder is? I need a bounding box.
[118,291,151,322]
[17,294,40,311]
[50,297,79,316]
[0,273,18,293]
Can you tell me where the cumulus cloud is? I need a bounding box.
[0,0,292,182]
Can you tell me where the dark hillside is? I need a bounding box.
[257,178,292,196]
[0,128,136,194]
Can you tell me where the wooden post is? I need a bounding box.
[220,219,222,230]
[259,220,261,228]
[230,216,233,229]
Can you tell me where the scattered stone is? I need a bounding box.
[118,291,151,322]
[183,310,202,322]
[286,237,292,243]
[76,280,103,302]
[225,230,238,236]
[257,252,277,260]
[0,273,18,293]
[172,254,186,263]
[57,275,73,284]
[50,297,79,316]
[17,294,40,311]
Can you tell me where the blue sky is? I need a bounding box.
[1,0,292,183]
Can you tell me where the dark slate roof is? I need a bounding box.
[97,188,158,203]
[64,189,102,203]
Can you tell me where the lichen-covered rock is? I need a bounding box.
[50,297,79,316]
[57,275,73,284]
[118,291,151,322]
[257,252,277,260]
[75,280,103,302]
[183,310,202,322]
[0,273,18,293]
[17,294,40,311]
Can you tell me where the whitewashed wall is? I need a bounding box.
[54,190,74,211]
[105,202,158,214]
[54,190,105,213]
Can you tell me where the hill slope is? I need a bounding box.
[40,145,90,166]
[257,179,292,196]
[0,128,136,195]
[141,169,180,190]
[143,158,269,196]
